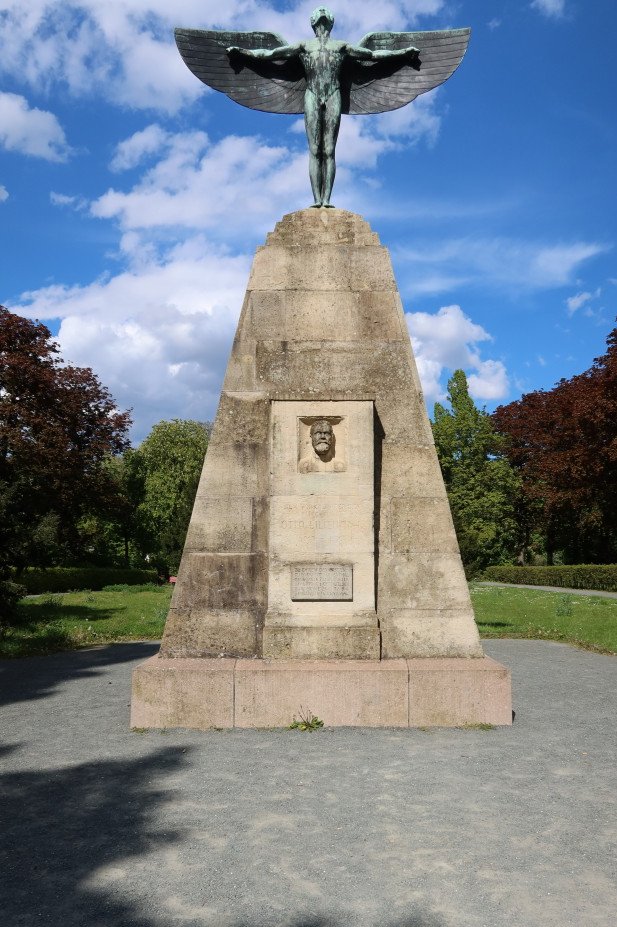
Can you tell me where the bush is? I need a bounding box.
[16,567,159,595]
[0,579,27,619]
[482,565,617,592]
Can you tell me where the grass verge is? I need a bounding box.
[0,585,172,658]
[470,583,617,654]
[1,583,615,658]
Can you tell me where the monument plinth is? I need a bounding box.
[131,209,512,729]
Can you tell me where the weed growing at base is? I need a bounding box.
[289,708,324,731]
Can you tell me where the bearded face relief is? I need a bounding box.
[299,416,346,473]
[310,419,334,458]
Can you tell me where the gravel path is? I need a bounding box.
[1,640,615,927]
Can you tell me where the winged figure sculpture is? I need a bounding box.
[175,7,470,207]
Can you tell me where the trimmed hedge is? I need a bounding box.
[482,565,617,592]
[16,568,159,595]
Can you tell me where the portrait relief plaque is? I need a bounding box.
[298,415,346,473]
[291,563,353,601]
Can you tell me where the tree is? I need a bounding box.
[0,307,131,612]
[493,323,617,564]
[432,370,521,576]
[128,420,209,574]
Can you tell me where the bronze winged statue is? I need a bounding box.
[175,7,470,208]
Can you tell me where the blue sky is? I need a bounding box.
[1,0,615,441]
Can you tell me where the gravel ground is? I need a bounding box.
[1,639,615,927]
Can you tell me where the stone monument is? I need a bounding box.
[131,11,512,729]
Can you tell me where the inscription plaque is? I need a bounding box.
[291,563,353,601]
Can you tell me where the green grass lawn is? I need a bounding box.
[1,582,615,658]
[470,583,617,654]
[0,584,173,658]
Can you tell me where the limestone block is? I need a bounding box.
[222,343,257,392]
[266,208,380,248]
[407,657,512,727]
[269,497,373,557]
[255,341,416,398]
[267,554,375,619]
[160,607,260,658]
[235,658,407,727]
[381,608,483,659]
[171,552,267,611]
[262,625,381,660]
[250,246,354,292]
[183,496,256,553]
[209,391,270,448]
[248,291,287,340]
[355,292,407,342]
[376,394,435,446]
[196,441,268,498]
[380,444,448,497]
[265,607,377,628]
[250,290,408,344]
[350,248,397,291]
[131,657,235,729]
[391,497,460,553]
[379,552,472,611]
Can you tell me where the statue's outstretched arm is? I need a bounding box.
[346,44,419,62]
[227,43,301,60]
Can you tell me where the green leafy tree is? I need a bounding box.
[432,370,521,577]
[129,420,209,575]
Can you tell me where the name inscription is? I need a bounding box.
[291,563,353,601]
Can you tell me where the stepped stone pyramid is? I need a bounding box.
[132,208,511,729]
[161,207,481,660]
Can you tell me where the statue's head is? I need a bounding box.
[310,6,335,34]
[310,419,334,457]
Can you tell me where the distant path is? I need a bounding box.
[477,581,617,600]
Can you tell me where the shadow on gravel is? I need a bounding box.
[0,746,189,927]
[0,738,448,927]
[0,641,159,707]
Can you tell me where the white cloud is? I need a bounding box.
[14,238,251,441]
[406,304,509,407]
[0,92,71,161]
[0,1,446,113]
[50,191,89,211]
[565,286,602,317]
[110,125,171,172]
[566,290,593,316]
[0,185,8,202]
[397,237,610,296]
[531,0,566,18]
[91,128,313,240]
[467,359,509,401]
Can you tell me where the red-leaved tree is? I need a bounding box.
[493,323,617,563]
[0,307,132,586]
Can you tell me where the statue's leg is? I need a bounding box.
[321,93,341,207]
[304,92,323,207]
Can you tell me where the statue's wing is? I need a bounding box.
[344,28,471,115]
[175,29,306,114]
